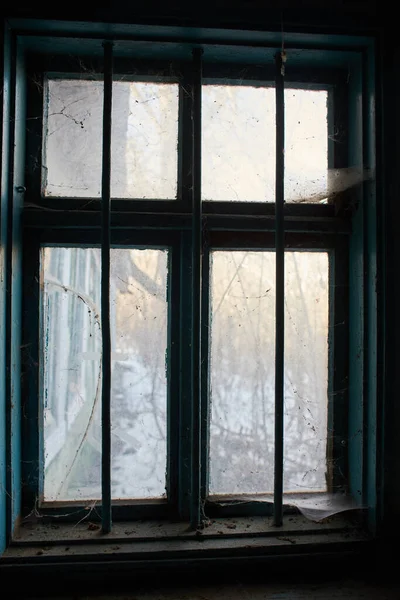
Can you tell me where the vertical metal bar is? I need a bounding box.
[174,67,193,519]
[200,236,210,502]
[101,41,113,534]
[191,47,203,530]
[274,51,285,527]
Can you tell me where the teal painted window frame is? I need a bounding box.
[0,18,382,551]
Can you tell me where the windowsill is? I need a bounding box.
[2,513,369,564]
[0,511,383,595]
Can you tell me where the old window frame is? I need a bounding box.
[21,49,351,526]
[0,21,382,556]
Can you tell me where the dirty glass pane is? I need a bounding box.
[42,247,102,500]
[202,86,327,203]
[283,252,328,492]
[42,247,168,501]
[44,79,103,197]
[209,251,328,495]
[111,82,178,199]
[110,249,168,499]
[285,90,328,203]
[202,86,275,201]
[209,251,275,493]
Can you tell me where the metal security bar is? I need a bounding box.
[274,51,285,527]
[191,47,203,530]
[101,41,113,534]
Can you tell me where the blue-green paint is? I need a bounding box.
[21,233,41,511]
[8,18,373,50]
[18,36,364,67]
[9,16,372,67]
[6,36,25,539]
[348,53,364,507]
[347,40,380,533]
[0,22,11,556]
[363,43,379,534]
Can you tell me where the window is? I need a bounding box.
[1,20,381,567]
[21,49,351,524]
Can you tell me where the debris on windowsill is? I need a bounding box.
[210,492,365,522]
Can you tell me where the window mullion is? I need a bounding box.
[274,51,285,527]
[173,65,194,518]
[101,41,113,534]
[328,240,349,493]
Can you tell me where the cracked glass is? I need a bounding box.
[43,79,104,198]
[43,79,179,199]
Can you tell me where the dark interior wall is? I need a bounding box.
[0,0,378,29]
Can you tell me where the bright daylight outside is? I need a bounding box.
[41,78,328,501]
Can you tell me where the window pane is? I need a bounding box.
[110,249,168,499]
[209,251,275,493]
[111,82,178,199]
[43,80,179,199]
[209,251,328,495]
[285,90,328,203]
[42,247,168,501]
[283,252,329,492]
[44,79,103,198]
[202,86,275,201]
[202,86,327,203]
[42,247,102,500]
